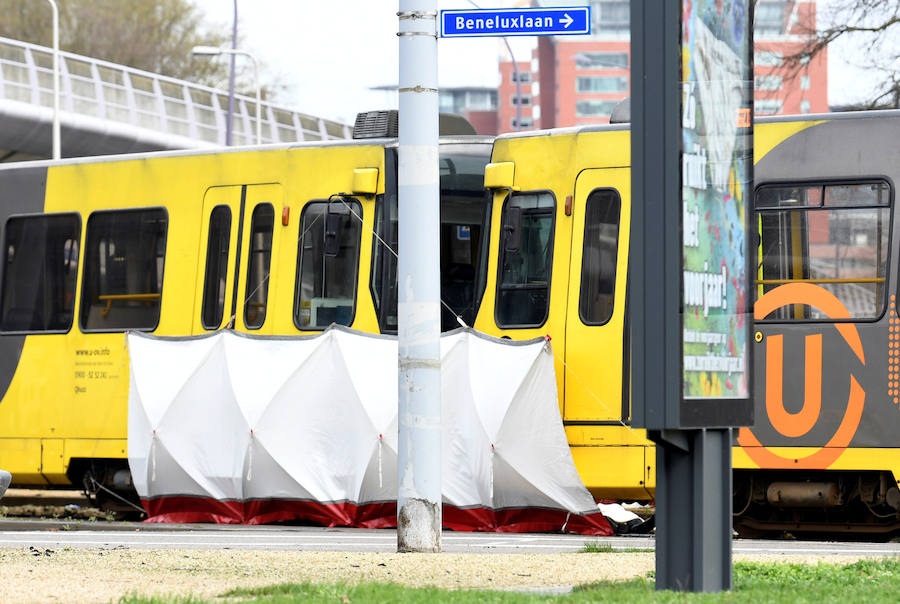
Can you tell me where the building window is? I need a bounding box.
[754,99,783,115]
[577,76,628,94]
[200,205,232,330]
[244,204,274,329]
[756,1,787,36]
[80,208,167,331]
[465,90,495,111]
[438,89,497,114]
[754,50,783,67]
[593,0,629,35]
[755,75,783,91]
[576,99,619,117]
[294,200,362,330]
[800,100,811,113]
[496,192,555,327]
[511,94,532,106]
[579,189,621,325]
[511,71,531,84]
[511,116,534,129]
[0,213,80,333]
[801,75,811,90]
[575,52,628,69]
[438,94,456,114]
[756,181,891,320]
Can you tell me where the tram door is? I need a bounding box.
[563,168,631,423]
[562,168,646,490]
[192,184,283,334]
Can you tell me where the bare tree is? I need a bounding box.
[0,0,263,94]
[785,0,900,109]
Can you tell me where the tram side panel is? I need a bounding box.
[477,114,900,522]
[0,143,392,491]
[389,115,900,524]
[0,165,55,482]
[477,129,654,501]
[262,145,386,338]
[0,155,214,486]
[475,132,579,413]
[735,114,900,532]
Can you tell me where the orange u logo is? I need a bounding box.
[738,283,866,469]
[765,333,821,438]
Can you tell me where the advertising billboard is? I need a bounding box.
[681,0,753,404]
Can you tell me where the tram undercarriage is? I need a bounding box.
[732,470,900,540]
[68,459,144,518]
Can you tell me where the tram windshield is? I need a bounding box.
[371,143,492,333]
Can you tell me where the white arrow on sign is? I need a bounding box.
[561,13,574,28]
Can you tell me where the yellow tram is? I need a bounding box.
[1,109,899,536]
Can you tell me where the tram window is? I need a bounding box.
[825,183,890,206]
[80,208,167,331]
[200,205,232,330]
[370,194,398,332]
[579,189,621,325]
[244,204,274,329]
[755,181,891,320]
[0,213,80,333]
[440,185,492,331]
[294,199,362,330]
[495,192,555,328]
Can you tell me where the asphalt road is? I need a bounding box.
[1,519,898,556]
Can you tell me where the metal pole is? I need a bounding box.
[226,0,237,146]
[229,50,260,145]
[396,0,441,553]
[653,429,733,592]
[46,0,60,159]
[192,47,259,146]
[246,52,261,145]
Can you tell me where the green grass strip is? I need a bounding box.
[580,540,654,553]
[118,557,900,604]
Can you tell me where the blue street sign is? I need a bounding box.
[441,7,591,38]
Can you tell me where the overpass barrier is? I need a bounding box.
[0,36,351,153]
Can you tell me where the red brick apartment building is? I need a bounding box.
[493,0,827,133]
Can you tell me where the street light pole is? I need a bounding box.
[226,0,237,146]
[46,0,60,159]
[192,46,261,146]
[464,0,522,131]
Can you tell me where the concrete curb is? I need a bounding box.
[0,518,228,532]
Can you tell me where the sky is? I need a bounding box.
[193,0,535,124]
[815,0,898,108]
[193,0,886,125]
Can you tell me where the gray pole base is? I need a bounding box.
[0,469,11,499]
[650,428,733,592]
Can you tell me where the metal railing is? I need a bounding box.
[0,36,351,147]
